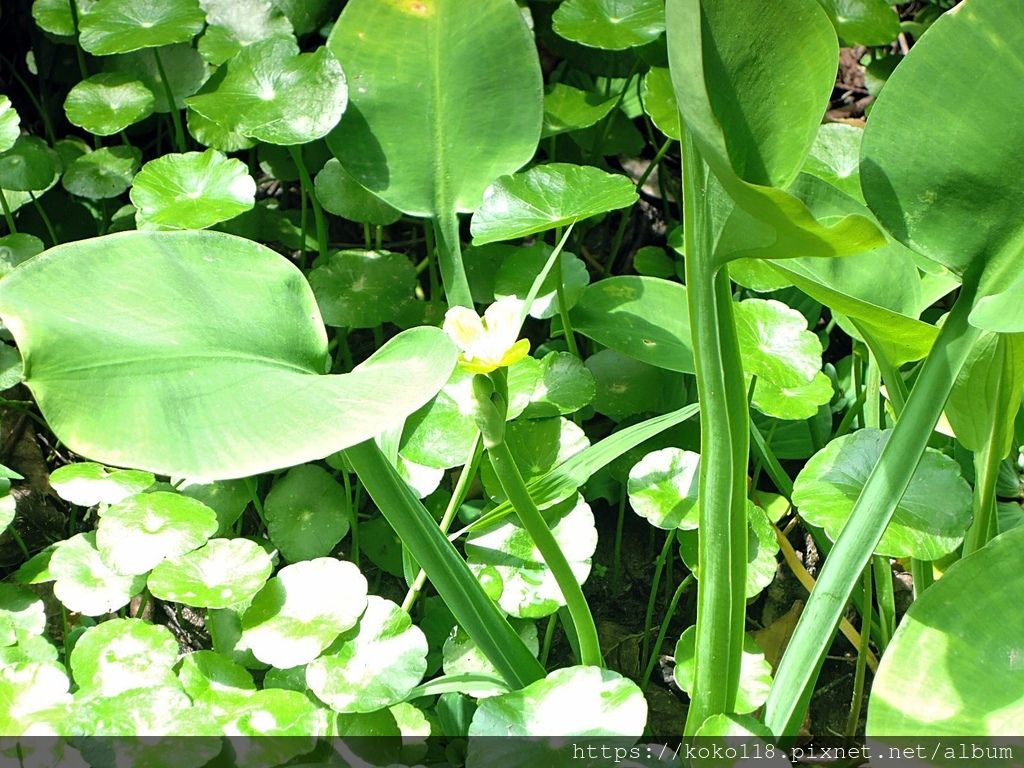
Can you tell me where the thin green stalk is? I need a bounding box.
[872,555,895,649]
[844,563,872,746]
[363,222,372,250]
[433,212,472,308]
[612,491,627,598]
[764,279,983,739]
[910,557,933,598]
[553,230,580,358]
[540,612,558,667]
[66,0,90,82]
[341,467,359,566]
[487,434,602,667]
[0,188,16,234]
[289,145,329,265]
[345,439,545,689]
[8,526,30,560]
[642,574,694,691]
[28,192,58,246]
[243,477,267,531]
[681,126,749,735]
[152,48,187,154]
[641,530,676,668]
[402,434,482,612]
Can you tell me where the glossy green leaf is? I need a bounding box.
[62,145,141,199]
[49,462,155,507]
[326,0,542,304]
[666,0,884,263]
[400,367,478,470]
[0,493,14,539]
[105,43,211,113]
[97,491,217,575]
[674,627,772,715]
[735,298,820,389]
[571,276,694,373]
[307,596,428,713]
[768,243,939,366]
[265,464,350,562]
[691,715,789,766]
[327,0,540,217]
[443,619,538,697]
[0,584,46,647]
[50,532,147,616]
[867,525,1024,736]
[241,558,368,668]
[816,0,899,45]
[197,0,294,65]
[270,0,339,35]
[0,234,44,276]
[493,244,589,320]
[73,685,219,737]
[542,84,617,138]
[0,662,72,734]
[793,429,973,560]
[314,158,401,226]
[187,106,257,152]
[179,478,250,535]
[801,122,864,201]
[177,649,256,699]
[628,448,700,530]
[130,149,256,230]
[0,634,59,667]
[466,493,597,619]
[520,352,596,419]
[471,163,638,245]
[31,0,97,37]
[642,67,681,140]
[0,230,458,480]
[79,0,206,55]
[187,37,346,145]
[481,417,590,497]
[946,332,1024,456]
[308,250,416,328]
[0,136,59,192]
[71,619,180,694]
[468,665,646,737]
[586,349,673,419]
[64,73,156,136]
[679,502,779,599]
[861,0,1024,332]
[198,687,325,743]
[552,0,665,50]
[0,96,22,153]
[751,371,833,421]
[148,537,273,608]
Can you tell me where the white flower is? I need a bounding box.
[443,297,530,374]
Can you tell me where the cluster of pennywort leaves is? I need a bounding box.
[0,0,1022,760]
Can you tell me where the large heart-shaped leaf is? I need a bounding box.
[0,230,457,480]
[665,0,883,263]
[326,0,542,304]
[861,0,1024,332]
[867,525,1024,736]
[186,37,347,146]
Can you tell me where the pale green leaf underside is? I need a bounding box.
[0,230,458,480]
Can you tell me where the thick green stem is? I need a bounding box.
[433,212,473,308]
[764,279,983,738]
[345,439,545,689]
[681,127,749,735]
[288,145,329,266]
[0,188,16,234]
[553,244,580,358]
[486,436,603,667]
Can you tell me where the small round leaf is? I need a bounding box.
[0,136,59,193]
[64,73,156,136]
[265,464,350,563]
[314,158,401,226]
[49,462,155,507]
[79,0,206,55]
[104,43,211,113]
[198,0,294,65]
[97,491,218,575]
[62,146,141,199]
[0,584,46,647]
[0,662,72,734]
[735,298,821,389]
[70,618,180,695]
[520,351,597,419]
[306,596,428,714]
[308,250,416,329]
[0,95,20,153]
[148,537,273,608]
[186,37,347,146]
[793,428,973,559]
[627,447,700,530]
[241,558,368,669]
[50,532,147,616]
[130,149,256,230]
[471,163,638,245]
[552,0,666,51]
[674,627,773,715]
